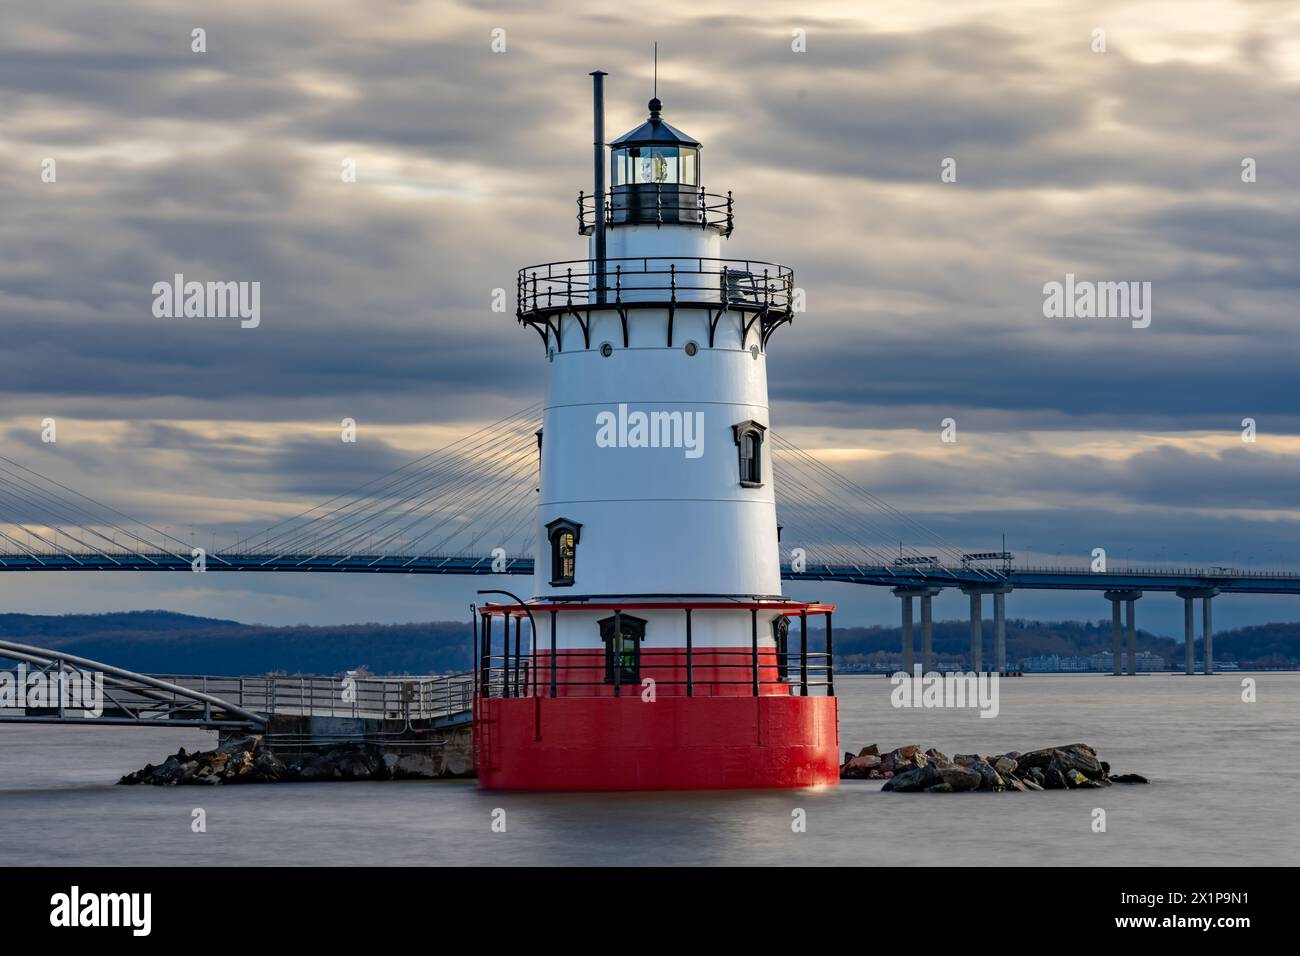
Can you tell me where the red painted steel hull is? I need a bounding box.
[475,694,840,791]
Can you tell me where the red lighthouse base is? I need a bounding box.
[475,695,840,791]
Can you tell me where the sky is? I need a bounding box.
[1,0,1298,636]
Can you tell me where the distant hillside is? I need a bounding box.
[2,612,1297,676]
[0,611,472,676]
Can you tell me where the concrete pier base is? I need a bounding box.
[1103,590,1142,675]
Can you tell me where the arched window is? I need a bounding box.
[732,420,767,488]
[599,614,647,684]
[772,615,790,682]
[545,518,581,587]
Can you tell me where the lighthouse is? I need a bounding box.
[473,73,840,790]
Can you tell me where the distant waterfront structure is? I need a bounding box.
[1023,654,1091,673]
[1019,651,1171,673]
[472,75,840,790]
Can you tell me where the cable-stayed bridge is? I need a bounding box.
[1,404,1298,679]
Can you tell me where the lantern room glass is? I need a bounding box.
[612,146,699,187]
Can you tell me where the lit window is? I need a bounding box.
[599,614,646,684]
[545,518,582,587]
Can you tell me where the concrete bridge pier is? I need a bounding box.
[960,585,1011,673]
[1104,590,1142,675]
[1174,588,1218,674]
[893,587,941,673]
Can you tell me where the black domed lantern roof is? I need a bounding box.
[610,97,702,149]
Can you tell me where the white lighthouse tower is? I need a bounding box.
[475,74,839,790]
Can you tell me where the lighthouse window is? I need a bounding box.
[773,616,790,682]
[612,146,699,187]
[598,614,646,685]
[545,518,582,587]
[732,420,767,488]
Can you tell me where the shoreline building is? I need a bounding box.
[472,75,841,790]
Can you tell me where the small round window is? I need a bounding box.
[684,341,699,356]
[750,344,760,360]
[600,342,614,357]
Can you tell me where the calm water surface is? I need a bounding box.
[1,673,1296,866]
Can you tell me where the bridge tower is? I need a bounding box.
[474,73,840,790]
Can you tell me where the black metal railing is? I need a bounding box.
[476,649,834,701]
[516,256,794,319]
[474,607,835,701]
[578,186,734,236]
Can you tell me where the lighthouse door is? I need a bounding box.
[598,614,647,685]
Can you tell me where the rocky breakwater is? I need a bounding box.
[117,735,446,786]
[841,743,1148,793]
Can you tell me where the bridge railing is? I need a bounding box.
[150,673,476,722]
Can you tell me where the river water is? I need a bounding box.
[1,673,1296,866]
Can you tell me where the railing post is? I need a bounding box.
[549,609,558,698]
[501,611,511,698]
[480,611,491,697]
[613,610,622,698]
[685,608,693,697]
[751,608,759,696]
[826,611,835,696]
[514,614,522,697]
[799,610,808,696]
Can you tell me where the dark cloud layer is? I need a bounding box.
[0,1,1296,625]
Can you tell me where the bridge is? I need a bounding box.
[0,635,476,774]
[0,404,1295,705]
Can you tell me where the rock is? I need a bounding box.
[924,748,952,768]
[841,753,882,779]
[223,750,255,781]
[389,753,436,779]
[994,756,1018,775]
[858,744,879,757]
[1020,744,1104,780]
[217,734,262,756]
[1064,768,1089,788]
[936,765,983,792]
[296,755,341,781]
[1005,776,1029,792]
[967,760,1004,790]
[953,754,981,767]
[1110,773,1149,784]
[251,751,286,782]
[881,765,942,792]
[1043,766,1067,790]
[896,745,920,759]
[1021,777,1044,791]
[925,783,954,793]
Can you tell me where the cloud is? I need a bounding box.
[0,0,1296,626]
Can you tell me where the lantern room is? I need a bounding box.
[606,97,709,228]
